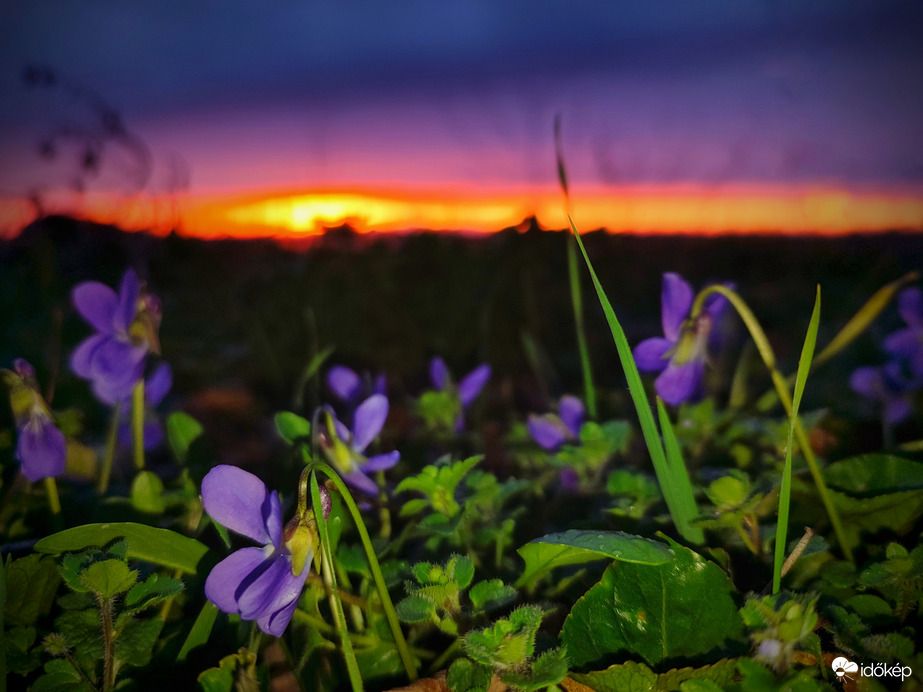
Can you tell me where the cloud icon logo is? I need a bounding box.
[831,657,859,678]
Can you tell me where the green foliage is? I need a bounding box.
[416,390,463,436]
[4,554,60,627]
[165,411,204,465]
[606,470,662,520]
[396,455,481,519]
[447,657,493,692]
[274,410,312,444]
[453,606,569,692]
[516,529,675,590]
[740,593,820,673]
[555,420,632,482]
[35,522,209,574]
[197,649,259,692]
[130,470,166,514]
[561,539,746,670]
[395,554,483,635]
[569,658,739,692]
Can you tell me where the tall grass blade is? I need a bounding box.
[657,398,703,544]
[569,217,701,543]
[773,286,821,593]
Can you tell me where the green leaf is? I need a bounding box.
[354,642,408,682]
[166,411,203,465]
[130,470,166,514]
[447,658,493,692]
[561,539,746,669]
[501,647,569,691]
[31,659,95,692]
[198,650,258,692]
[464,606,544,668]
[115,616,163,667]
[395,594,436,623]
[79,559,138,599]
[395,455,481,518]
[516,529,674,589]
[449,555,475,589]
[469,579,517,612]
[3,554,60,626]
[824,455,923,495]
[35,522,209,574]
[274,411,311,444]
[569,658,739,692]
[177,601,219,662]
[337,543,370,577]
[124,573,183,611]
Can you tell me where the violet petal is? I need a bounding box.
[661,273,693,342]
[73,281,118,333]
[145,362,172,406]
[344,470,379,496]
[205,547,268,614]
[633,337,673,373]
[430,357,449,390]
[201,465,274,544]
[883,397,911,424]
[898,287,923,327]
[113,270,140,333]
[527,414,567,451]
[70,334,107,378]
[459,364,490,407]
[17,418,66,482]
[363,450,400,472]
[558,395,585,437]
[655,360,704,406]
[327,366,361,403]
[849,366,881,398]
[352,394,388,453]
[236,554,293,620]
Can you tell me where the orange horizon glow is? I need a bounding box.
[2,183,923,240]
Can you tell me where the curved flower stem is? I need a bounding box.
[691,285,852,564]
[310,471,364,692]
[98,402,122,494]
[307,462,418,682]
[43,477,61,516]
[131,379,145,471]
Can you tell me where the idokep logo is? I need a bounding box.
[831,656,913,684]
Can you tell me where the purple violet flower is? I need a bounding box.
[70,269,162,405]
[2,359,66,482]
[849,361,919,424]
[429,357,490,431]
[884,287,923,377]
[527,395,585,451]
[116,363,172,450]
[318,393,400,495]
[327,365,386,406]
[202,464,330,637]
[633,273,728,406]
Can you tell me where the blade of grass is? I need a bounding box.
[657,398,703,543]
[773,286,821,593]
[569,216,701,543]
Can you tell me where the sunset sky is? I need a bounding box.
[1,1,922,237]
